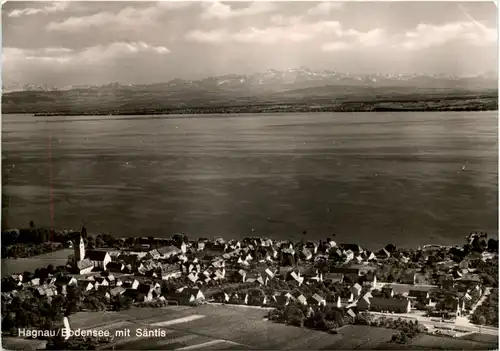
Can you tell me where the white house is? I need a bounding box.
[290,271,304,286]
[78,280,94,292]
[351,283,363,299]
[297,294,307,305]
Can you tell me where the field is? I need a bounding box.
[319,325,398,350]
[6,304,498,350]
[407,333,497,350]
[57,305,410,350]
[459,333,499,344]
[1,249,72,277]
[1,337,47,351]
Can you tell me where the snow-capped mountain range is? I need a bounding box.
[3,68,498,93]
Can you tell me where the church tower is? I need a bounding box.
[74,235,85,262]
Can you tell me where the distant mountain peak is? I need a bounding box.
[4,68,497,93]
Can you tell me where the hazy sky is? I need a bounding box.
[2,1,498,87]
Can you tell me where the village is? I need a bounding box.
[1,228,498,348]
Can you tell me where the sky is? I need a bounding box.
[2,1,498,87]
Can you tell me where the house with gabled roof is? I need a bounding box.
[145,249,161,260]
[264,268,275,280]
[94,276,109,287]
[157,245,181,258]
[237,269,247,282]
[324,273,344,284]
[78,280,94,292]
[358,294,411,314]
[45,277,57,285]
[308,293,326,307]
[212,260,225,269]
[343,249,354,262]
[329,267,362,279]
[363,250,376,261]
[167,287,205,305]
[75,259,94,274]
[289,271,304,286]
[106,262,124,273]
[86,250,112,270]
[122,279,140,290]
[301,248,313,261]
[297,294,307,305]
[284,292,296,302]
[439,296,466,317]
[372,297,411,313]
[271,293,290,307]
[340,244,363,254]
[55,276,78,293]
[110,286,126,297]
[11,274,23,282]
[381,286,394,297]
[27,278,40,287]
[375,248,391,261]
[356,292,373,310]
[34,285,58,298]
[351,283,362,299]
[408,290,430,301]
[347,308,357,318]
[161,264,182,280]
[329,248,344,260]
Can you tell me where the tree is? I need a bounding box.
[305,310,326,330]
[112,295,133,311]
[324,306,345,324]
[81,226,88,238]
[47,335,101,350]
[94,235,105,248]
[487,239,498,253]
[23,271,34,282]
[284,305,305,327]
[385,244,397,254]
[85,236,95,249]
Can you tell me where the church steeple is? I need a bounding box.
[74,235,85,262]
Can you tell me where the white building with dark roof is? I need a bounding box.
[86,250,112,270]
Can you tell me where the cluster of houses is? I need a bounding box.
[2,232,496,323]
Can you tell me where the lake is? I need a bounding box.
[2,112,497,250]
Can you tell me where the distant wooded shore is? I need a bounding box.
[30,98,499,117]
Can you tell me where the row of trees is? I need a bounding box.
[2,242,64,259]
[268,303,355,331]
[267,301,427,342]
[471,289,499,327]
[1,286,134,335]
[46,335,108,350]
[477,258,499,288]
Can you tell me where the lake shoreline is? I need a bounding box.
[3,94,497,116]
[31,105,499,117]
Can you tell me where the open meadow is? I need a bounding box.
[28,305,494,350]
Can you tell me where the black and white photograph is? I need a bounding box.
[1,1,498,350]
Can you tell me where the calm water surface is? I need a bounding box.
[2,112,497,249]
